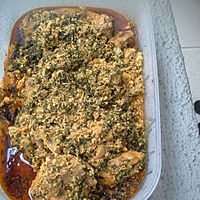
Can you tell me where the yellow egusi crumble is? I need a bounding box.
[7,8,145,200]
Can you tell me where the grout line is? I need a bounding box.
[181,46,200,49]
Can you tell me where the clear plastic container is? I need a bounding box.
[0,0,161,199]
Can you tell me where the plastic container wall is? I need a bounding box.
[0,0,161,199]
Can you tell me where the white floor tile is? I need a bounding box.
[170,0,200,47]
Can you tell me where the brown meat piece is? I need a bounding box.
[30,154,97,200]
[110,30,135,48]
[87,12,113,38]
[98,151,145,187]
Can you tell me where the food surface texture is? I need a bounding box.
[0,7,145,200]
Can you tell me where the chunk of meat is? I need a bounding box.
[29,162,46,200]
[88,144,106,167]
[98,150,145,187]
[111,150,144,166]
[30,154,97,200]
[87,12,113,38]
[110,30,135,48]
[92,144,106,161]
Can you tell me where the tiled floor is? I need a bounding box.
[170,0,200,120]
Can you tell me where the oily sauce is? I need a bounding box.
[1,7,140,200]
[0,131,36,200]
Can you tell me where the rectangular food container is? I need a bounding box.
[0,0,161,199]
